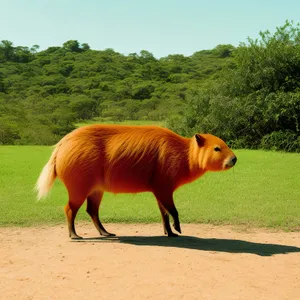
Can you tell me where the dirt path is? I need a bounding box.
[1,223,300,300]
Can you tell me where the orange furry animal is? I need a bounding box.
[36,125,237,239]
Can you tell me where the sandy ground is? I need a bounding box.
[1,223,300,300]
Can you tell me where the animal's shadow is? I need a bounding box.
[72,235,300,257]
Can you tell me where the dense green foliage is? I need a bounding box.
[171,21,300,152]
[1,146,300,229]
[0,38,232,145]
[1,21,299,152]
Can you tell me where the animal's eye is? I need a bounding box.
[214,147,221,152]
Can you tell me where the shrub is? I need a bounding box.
[260,131,300,152]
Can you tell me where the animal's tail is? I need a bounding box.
[35,144,59,200]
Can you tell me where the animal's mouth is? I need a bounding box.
[224,156,237,169]
[223,163,232,170]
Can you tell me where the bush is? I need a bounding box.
[18,124,58,145]
[0,119,20,144]
[260,131,300,152]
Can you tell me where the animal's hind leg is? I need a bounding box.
[86,191,115,237]
[64,198,85,240]
[157,201,178,237]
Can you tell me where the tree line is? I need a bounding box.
[0,38,232,144]
[0,21,299,152]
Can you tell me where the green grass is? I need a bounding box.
[0,146,299,230]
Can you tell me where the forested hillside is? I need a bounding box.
[0,39,233,145]
[0,21,299,151]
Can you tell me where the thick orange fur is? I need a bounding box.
[36,124,237,238]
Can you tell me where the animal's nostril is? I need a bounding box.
[232,156,237,165]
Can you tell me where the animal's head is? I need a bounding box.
[194,133,237,172]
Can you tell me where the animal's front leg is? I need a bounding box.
[154,189,181,237]
[157,201,178,237]
[170,208,181,234]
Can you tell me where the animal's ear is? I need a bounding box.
[195,134,205,147]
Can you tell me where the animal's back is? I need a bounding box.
[55,125,190,195]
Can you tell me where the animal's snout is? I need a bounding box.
[231,156,237,166]
[224,156,237,168]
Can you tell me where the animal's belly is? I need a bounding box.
[102,168,153,194]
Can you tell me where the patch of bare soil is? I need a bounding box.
[1,223,300,300]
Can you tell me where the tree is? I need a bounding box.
[30,44,40,54]
[70,95,97,120]
[0,118,21,144]
[226,20,300,95]
[0,40,14,61]
[0,71,5,92]
[132,83,155,100]
[139,50,156,62]
[14,46,33,63]
[212,44,235,58]
[81,43,90,51]
[63,40,81,52]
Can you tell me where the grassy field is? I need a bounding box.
[0,145,299,230]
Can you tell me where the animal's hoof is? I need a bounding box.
[70,235,83,240]
[173,223,181,234]
[101,232,116,237]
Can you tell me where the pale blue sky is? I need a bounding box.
[1,0,299,57]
